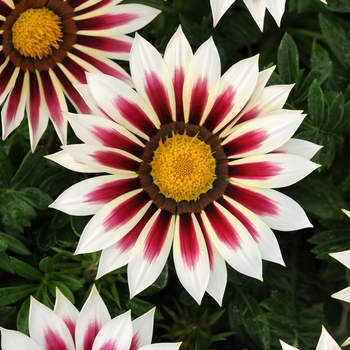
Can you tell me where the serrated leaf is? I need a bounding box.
[0,285,37,306]
[307,80,324,128]
[10,257,43,280]
[0,147,12,189]
[0,231,31,255]
[277,33,300,84]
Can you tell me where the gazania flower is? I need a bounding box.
[280,326,341,350]
[0,285,180,350]
[0,0,160,151]
[47,26,320,305]
[210,0,327,30]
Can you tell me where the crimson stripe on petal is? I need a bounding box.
[76,13,138,31]
[196,213,214,270]
[225,183,278,216]
[114,96,158,137]
[173,68,185,121]
[53,65,91,114]
[44,328,69,350]
[28,72,40,132]
[90,126,144,156]
[229,161,281,180]
[130,333,140,350]
[99,340,117,350]
[238,106,260,124]
[5,69,24,123]
[84,178,140,205]
[103,191,150,231]
[204,203,241,249]
[63,317,75,341]
[0,62,16,94]
[76,35,132,54]
[118,204,157,252]
[0,1,12,16]
[218,197,259,241]
[178,213,200,269]
[59,55,87,83]
[144,72,173,124]
[203,86,235,130]
[92,150,140,171]
[188,77,209,125]
[223,130,268,156]
[83,321,101,350]
[144,209,172,262]
[74,0,115,15]
[0,51,6,66]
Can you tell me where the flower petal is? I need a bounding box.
[275,138,322,159]
[316,326,341,350]
[139,344,181,350]
[329,250,350,270]
[331,286,350,303]
[1,328,42,350]
[173,213,210,304]
[75,285,111,350]
[128,210,175,298]
[210,0,236,27]
[130,308,155,350]
[243,0,266,31]
[264,0,285,27]
[279,340,298,350]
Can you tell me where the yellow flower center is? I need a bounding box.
[12,8,63,59]
[150,132,217,202]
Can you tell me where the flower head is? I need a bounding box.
[0,285,180,350]
[0,0,160,151]
[210,0,327,30]
[48,26,320,305]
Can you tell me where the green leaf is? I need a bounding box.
[0,147,12,189]
[0,285,37,306]
[10,257,43,280]
[39,256,54,273]
[54,274,83,291]
[0,252,14,273]
[0,231,31,255]
[277,33,300,84]
[324,0,350,12]
[17,297,30,334]
[326,92,344,131]
[10,146,47,189]
[17,187,52,210]
[319,13,350,70]
[307,80,324,128]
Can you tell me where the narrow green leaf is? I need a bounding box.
[327,92,344,131]
[18,187,52,210]
[0,252,14,273]
[10,257,43,280]
[324,0,350,13]
[39,256,54,273]
[17,297,30,334]
[0,231,31,255]
[0,285,37,306]
[0,148,12,189]
[307,80,324,128]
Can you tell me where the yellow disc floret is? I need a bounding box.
[150,132,217,202]
[12,8,63,59]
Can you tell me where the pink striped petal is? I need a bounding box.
[86,73,159,139]
[203,55,259,133]
[75,285,111,350]
[130,308,155,350]
[128,209,175,297]
[183,38,221,125]
[274,138,322,160]
[75,190,152,254]
[50,174,139,215]
[97,204,158,278]
[54,288,79,340]
[222,110,305,158]
[201,201,262,280]
[130,34,175,125]
[0,60,18,106]
[173,213,210,304]
[225,182,312,231]
[1,329,42,350]
[66,113,144,156]
[29,298,75,350]
[62,144,141,174]
[91,311,133,350]
[229,154,320,188]
[72,0,122,13]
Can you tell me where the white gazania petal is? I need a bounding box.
[86,72,159,139]
[343,337,350,347]
[75,190,151,254]
[243,0,266,31]
[91,311,133,350]
[54,288,79,339]
[229,154,320,188]
[131,308,155,349]
[222,111,305,158]
[329,250,350,270]
[319,0,327,3]
[279,340,298,350]
[201,201,263,280]
[128,210,175,298]
[210,0,236,27]
[75,285,111,350]
[139,344,181,350]
[183,37,221,125]
[331,286,350,303]
[173,213,210,304]
[50,174,137,216]
[45,150,101,173]
[130,33,176,125]
[29,297,75,350]
[264,0,285,27]
[342,209,350,218]
[275,139,322,160]
[0,60,20,106]
[316,326,341,350]
[0,328,42,350]
[223,196,284,265]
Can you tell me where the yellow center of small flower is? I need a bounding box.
[150,132,217,202]
[12,8,63,59]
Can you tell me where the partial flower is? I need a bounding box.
[280,326,341,350]
[210,0,327,30]
[1,285,180,350]
[48,26,320,305]
[0,0,160,151]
